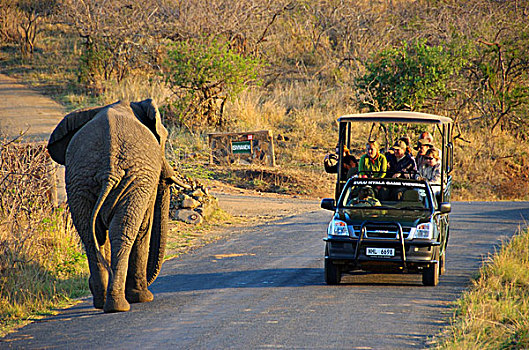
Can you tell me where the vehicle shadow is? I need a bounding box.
[151,268,429,294]
[151,268,323,293]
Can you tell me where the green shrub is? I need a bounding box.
[355,38,462,112]
[162,37,261,131]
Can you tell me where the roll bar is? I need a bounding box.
[334,111,454,203]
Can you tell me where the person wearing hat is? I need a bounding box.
[415,138,434,168]
[358,140,387,178]
[417,148,442,185]
[386,139,417,179]
[415,132,443,168]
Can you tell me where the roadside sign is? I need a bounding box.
[231,140,252,154]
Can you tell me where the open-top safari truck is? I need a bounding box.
[320,111,454,286]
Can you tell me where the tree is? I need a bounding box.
[162,37,261,131]
[465,27,529,133]
[60,0,163,90]
[0,0,55,58]
[355,38,461,113]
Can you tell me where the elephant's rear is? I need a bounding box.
[65,102,163,228]
[48,100,170,312]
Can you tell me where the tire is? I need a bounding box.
[324,245,341,285]
[422,257,440,286]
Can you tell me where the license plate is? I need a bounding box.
[366,247,395,257]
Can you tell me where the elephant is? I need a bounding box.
[47,99,179,313]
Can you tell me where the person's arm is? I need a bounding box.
[379,154,387,178]
[430,165,442,184]
[416,164,426,181]
[323,154,338,173]
[358,155,367,176]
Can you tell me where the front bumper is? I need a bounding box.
[324,236,440,273]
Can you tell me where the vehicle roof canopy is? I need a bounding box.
[338,111,453,125]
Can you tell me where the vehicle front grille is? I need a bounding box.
[351,224,412,239]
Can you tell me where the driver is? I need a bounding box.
[352,186,381,207]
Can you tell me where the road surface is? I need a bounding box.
[2,200,528,349]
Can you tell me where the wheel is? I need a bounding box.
[422,256,440,286]
[324,245,341,285]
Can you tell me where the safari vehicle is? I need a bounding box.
[320,111,453,286]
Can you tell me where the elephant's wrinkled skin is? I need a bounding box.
[47,99,174,312]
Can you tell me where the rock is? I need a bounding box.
[176,209,203,225]
[196,200,218,219]
[169,173,218,224]
[191,189,205,198]
[182,196,200,209]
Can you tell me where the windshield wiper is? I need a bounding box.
[341,205,396,210]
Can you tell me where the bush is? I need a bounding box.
[0,140,88,335]
[355,38,462,112]
[162,37,261,131]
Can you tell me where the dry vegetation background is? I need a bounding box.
[0,141,88,332]
[0,0,529,334]
[0,0,527,200]
[0,0,528,337]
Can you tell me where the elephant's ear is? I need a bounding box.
[130,99,168,145]
[47,106,105,165]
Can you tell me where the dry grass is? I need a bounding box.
[434,228,529,349]
[170,82,529,201]
[0,139,88,337]
[0,18,528,342]
[452,127,529,201]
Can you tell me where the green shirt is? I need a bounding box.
[358,153,387,178]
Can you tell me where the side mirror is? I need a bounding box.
[321,198,336,211]
[439,203,451,214]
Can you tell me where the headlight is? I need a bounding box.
[414,222,433,239]
[328,219,350,236]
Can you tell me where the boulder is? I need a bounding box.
[182,196,201,209]
[175,209,203,225]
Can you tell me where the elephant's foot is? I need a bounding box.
[103,294,130,313]
[89,279,105,309]
[126,288,154,304]
[93,295,105,309]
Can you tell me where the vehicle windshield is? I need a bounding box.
[339,179,432,210]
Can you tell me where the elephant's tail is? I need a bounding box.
[90,174,121,275]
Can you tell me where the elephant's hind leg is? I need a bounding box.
[126,201,154,304]
[103,202,145,312]
[69,194,108,310]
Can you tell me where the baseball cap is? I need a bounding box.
[392,140,407,151]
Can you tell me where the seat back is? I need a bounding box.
[395,189,423,208]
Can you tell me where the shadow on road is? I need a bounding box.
[151,268,324,293]
[150,268,439,294]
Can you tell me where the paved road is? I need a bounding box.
[2,201,528,349]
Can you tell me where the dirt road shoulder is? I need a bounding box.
[0,73,65,141]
